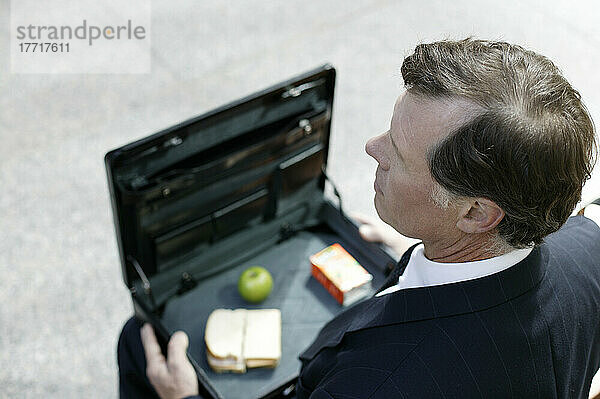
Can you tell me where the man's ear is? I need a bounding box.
[456,198,505,234]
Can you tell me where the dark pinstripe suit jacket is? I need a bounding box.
[296,216,600,398]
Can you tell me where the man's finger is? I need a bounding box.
[348,211,374,225]
[359,224,384,242]
[167,330,190,369]
[141,323,166,367]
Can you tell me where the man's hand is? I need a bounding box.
[351,212,418,256]
[140,323,199,399]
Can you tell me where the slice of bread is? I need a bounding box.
[243,309,281,369]
[205,309,247,373]
[205,308,281,373]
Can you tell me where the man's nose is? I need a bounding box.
[365,132,390,170]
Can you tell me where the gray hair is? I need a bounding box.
[403,38,596,248]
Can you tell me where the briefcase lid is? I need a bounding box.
[105,65,336,289]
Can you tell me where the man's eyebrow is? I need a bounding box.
[389,132,404,163]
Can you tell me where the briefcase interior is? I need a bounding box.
[105,65,395,399]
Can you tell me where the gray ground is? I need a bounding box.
[2,0,600,397]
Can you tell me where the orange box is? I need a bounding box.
[310,243,373,306]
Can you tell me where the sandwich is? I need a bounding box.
[205,308,281,373]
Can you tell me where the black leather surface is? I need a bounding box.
[160,230,386,399]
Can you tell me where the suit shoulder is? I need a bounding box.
[548,215,600,241]
[543,215,600,259]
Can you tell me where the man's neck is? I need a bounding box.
[422,233,512,263]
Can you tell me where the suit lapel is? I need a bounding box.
[300,244,547,361]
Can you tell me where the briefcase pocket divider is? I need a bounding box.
[152,188,269,269]
[148,143,326,272]
[121,108,328,273]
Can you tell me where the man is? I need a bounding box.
[118,39,600,398]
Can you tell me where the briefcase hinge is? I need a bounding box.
[279,222,298,242]
[177,272,198,295]
[127,255,157,308]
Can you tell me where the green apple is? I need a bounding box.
[238,266,273,303]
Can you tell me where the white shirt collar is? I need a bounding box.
[376,244,533,297]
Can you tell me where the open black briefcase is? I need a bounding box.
[105,65,397,399]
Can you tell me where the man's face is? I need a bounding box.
[365,92,475,243]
